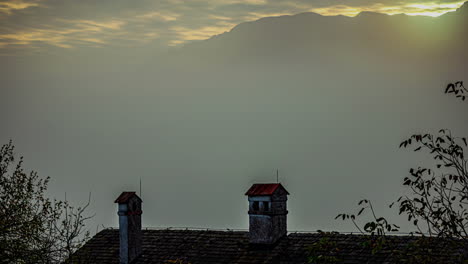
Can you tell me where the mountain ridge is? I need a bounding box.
[167,1,466,68]
[206,1,468,45]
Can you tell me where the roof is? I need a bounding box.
[70,229,467,264]
[114,192,142,203]
[245,183,290,196]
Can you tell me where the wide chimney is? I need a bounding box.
[245,183,289,244]
[115,192,142,264]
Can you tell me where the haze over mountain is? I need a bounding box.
[1,3,467,233]
[170,1,467,66]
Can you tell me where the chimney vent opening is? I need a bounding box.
[253,201,259,211]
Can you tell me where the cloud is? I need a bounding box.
[309,1,466,17]
[222,0,267,5]
[208,14,234,20]
[0,0,40,14]
[0,31,71,48]
[170,0,267,6]
[0,0,466,54]
[0,18,132,49]
[70,19,125,30]
[169,22,236,45]
[403,2,465,16]
[242,11,292,20]
[136,11,181,22]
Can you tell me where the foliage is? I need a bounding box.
[398,128,467,238]
[310,81,468,263]
[0,140,93,264]
[307,231,341,264]
[336,199,399,255]
[340,81,467,239]
[336,199,400,236]
[445,81,467,101]
[395,80,467,238]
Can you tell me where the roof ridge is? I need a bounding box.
[102,226,426,236]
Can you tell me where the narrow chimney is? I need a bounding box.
[245,183,289,244]
[115,192,142,264]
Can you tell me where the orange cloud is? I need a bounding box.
[137,11,181,21]
[0,0,40,14]
[0,0,466,53]
[169,22,236,45]
[0,19,129,49]
[309,1,466,17]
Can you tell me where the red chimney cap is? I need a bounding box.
[245,183,289,196]
[114,192,142,203]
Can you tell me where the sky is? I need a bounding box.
[0,0,466,54]
[1,0,467,234]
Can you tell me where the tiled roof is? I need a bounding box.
[245,184,289,196]
[114,192,141,203]
[70,229,467,263]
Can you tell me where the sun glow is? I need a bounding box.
[310,1,465,17]
[403,2,465,16]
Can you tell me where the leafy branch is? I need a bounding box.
[0,140,93,263]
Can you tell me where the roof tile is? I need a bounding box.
[71,229,467,264]
[114,192,141,203]
[245,184,289,196]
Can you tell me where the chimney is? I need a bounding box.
[115,192,142,264]
[245,183,289,244]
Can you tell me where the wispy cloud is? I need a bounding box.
[172,0,267,6]
[70,19,126,30]
[169,22,236,45]
[136,11,181,22]
[310,1,466,17]
[0,0,466,54]
[0,19,129,49]
[0,31,72,48]
[0,0,40,14]
[242,11,291,20]
[223,0,267,5]
[208,14,234,20]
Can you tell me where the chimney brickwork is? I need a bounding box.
[245,183,289,245]
[115,192,142,264]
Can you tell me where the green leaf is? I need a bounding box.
[358,208,365,216]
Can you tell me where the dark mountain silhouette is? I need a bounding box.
[168,2,467,68]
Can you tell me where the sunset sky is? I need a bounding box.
[0,0,466,54]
